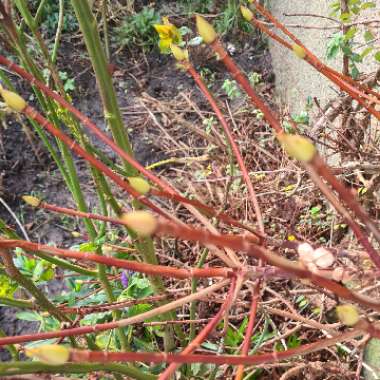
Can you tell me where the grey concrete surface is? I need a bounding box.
[268,0,379,114]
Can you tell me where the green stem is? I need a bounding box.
[51,0,64,64]
[0,297,35,309]
[102,0,110,61]
[0,362,157,380]
[34,0,49,25]
[70,0,136,173]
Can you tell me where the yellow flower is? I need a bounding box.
[154,17,182,53]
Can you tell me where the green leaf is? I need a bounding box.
[287,334,301,349]
[95,332,117,350]
[326,33,344,60]
[361,2,376,9]
[364,30,375,42]
[339,12,351,22]
[0,274,17,297]
[375,51,380,62]
[363,338,380,379]
[79,242,98,252]
[344,26,358,40]
[201,341,219,351]
[361,47,374,58]
[16,311,42,322]
[310,205,321,216]
[128,303,152,318]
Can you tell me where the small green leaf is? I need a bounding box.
[79,242,98,252]
[287,334,301,349]
[363,338,380,380]
[364,30,375,42]
[16,311,42,322]
[344,26,358,40]
[0,275,17,297]
[361,2,376,9]
[361,47,374,58]
[374,52,380,62]
[339,12,351,22]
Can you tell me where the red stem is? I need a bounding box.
[252,1,380,97]
[23,106,173,219]
[70,328,366,365]
[0,239,234,280]
[251,3,380,112]
[186,63,265,234]
[210,40,283,133]
[0,54,262,239]
[159,277,237,379]
[312,155,380,248]
[234,281,260,380]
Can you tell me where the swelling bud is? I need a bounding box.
[240,6,254,21]
[277,133,317,162]
[22,195,41,207]
[196,15,217,44]
[336,304,360,326]
[292,44,307,59]
[25,344,70,365]
[128,177,151,195]
[0,87,27,112]
[170,44,189,61]
[120,211,158,237]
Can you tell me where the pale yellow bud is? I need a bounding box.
[128,177,151,195]
[25,344,70,365]
[336,304,360,326]
[196,15,217,44]
[120,211,158,237]
[277,133,317,162]
[22,195,41,207]
[240,6,253,21]
[0,88,27,112]
[292,44,307,59]
[170,44,189,61]
[71,231,81,238]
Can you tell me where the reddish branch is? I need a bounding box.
[206,34,380,271]
[68,328,365,365]
[234,282,260,380]
[159,278,237,379]
[185,63,265,234]
[251,1,380,101]
[210,39,282,133]
[0,240,234,280]
[1,220,379,311]
[0,54,262,240]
